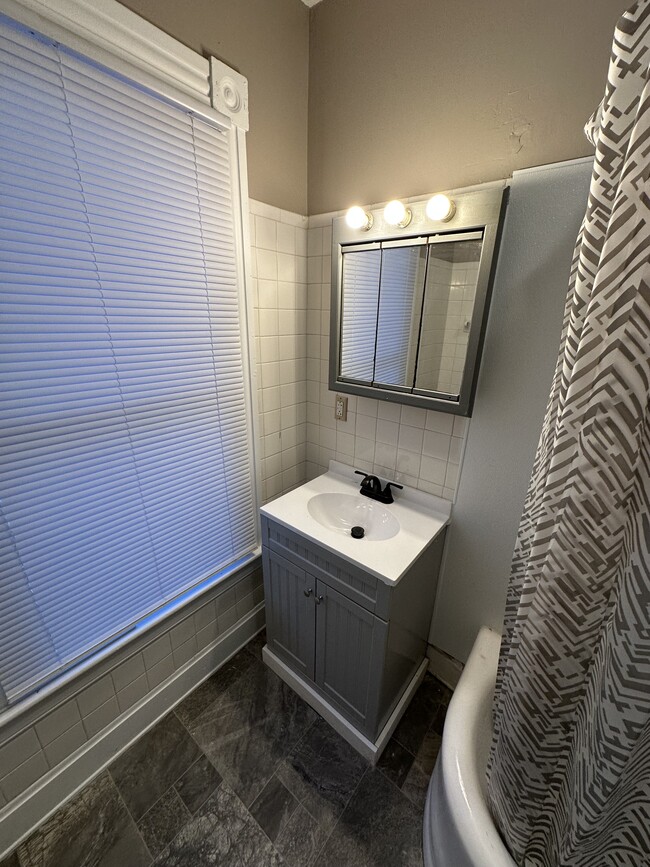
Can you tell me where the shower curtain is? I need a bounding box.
[487,3,650,866]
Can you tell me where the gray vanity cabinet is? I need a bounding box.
[261,514,446,753]
[264,546,387,733]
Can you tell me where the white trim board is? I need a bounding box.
[427,644,464,690]
[0,0,218,118]
[0,605,265,861]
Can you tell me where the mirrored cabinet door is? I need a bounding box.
[337,233,484,398]
[415,236,482,395]
[340,246,381,382]
[374,242,427,389]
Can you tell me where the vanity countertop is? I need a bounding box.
[260,461,451,585]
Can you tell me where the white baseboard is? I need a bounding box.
[0,604,265,860]
[262,646,427,765]
[426,643,463,690]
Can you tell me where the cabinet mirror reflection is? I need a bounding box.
[340,234,482,396]
[331,187,505,416]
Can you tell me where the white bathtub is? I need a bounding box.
[423,627,516,867]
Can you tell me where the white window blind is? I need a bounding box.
[374,246,423,386]
[0,19,257,706]
[339,249,381,382]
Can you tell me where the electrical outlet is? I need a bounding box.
[335,394,348,421]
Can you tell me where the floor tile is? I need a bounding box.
[401,761,430,812]
[391,675,444,755]
[314,767,423,867]
[249,774,299,842]
[188,658,317,806]
[110,713,202,820]
[377,738,415,788]
[175,755,223,814]
[137,788,191,858]
[244,629,267,661]
[430,702,448,736]
[274,804,330,867]
[415,727,442,776]
[4,632,448,867]
[174,650,255,727]
[152,783,283,866]
[276,717,368,832]
[15,771,151,867]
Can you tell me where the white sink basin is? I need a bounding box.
[307,492,400,541]
[260,461,451,584]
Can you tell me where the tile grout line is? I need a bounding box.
[309,764,371,866]
[106,771,155,866]
[108,717,222,861]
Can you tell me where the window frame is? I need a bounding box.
[0,0,262,720]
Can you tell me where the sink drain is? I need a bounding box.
[351,526,365,539]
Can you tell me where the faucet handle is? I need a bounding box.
[354,470,381,494]
[382,481,403,503]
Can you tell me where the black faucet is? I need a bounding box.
[354,471,403,504]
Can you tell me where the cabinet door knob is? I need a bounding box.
[304,588,312,597]
[315,594,324,605]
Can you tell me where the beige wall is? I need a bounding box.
[308,0,625,214]
[118,0,309,214]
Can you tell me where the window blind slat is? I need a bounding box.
[374,246,423,386]
[0,18,256,706]
[340,249,381,381]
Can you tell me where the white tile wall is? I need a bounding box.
[303,211,470,502]
[249,200,308,503]
[248,196,471,504]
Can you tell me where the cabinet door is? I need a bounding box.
[263,548,316,680]
[314,581,387,736]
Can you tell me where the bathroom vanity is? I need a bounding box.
[260,462,450,762]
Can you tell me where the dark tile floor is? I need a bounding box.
[1,631,451,867]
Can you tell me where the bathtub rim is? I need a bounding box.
[424,625,516,867]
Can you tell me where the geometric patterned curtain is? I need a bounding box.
[487,3,650,864]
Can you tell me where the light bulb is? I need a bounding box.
[383,200,412,228]
[345,206,372,231]
[426,194,456,222]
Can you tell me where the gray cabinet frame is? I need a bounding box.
[329,186,507,416]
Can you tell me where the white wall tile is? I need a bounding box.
[1,751,49,801]
[400,405,426,428]
[423,430,451,461]
[398,424,424,454]
[256,249,277,280]
[376,419,399,446]
[255,216,277,251]
[377,402,401,422]
[250,201,309,502]
[0,729,41,776]
[249,199,471,506]
[276,222,296,255]
[34,700,81,747]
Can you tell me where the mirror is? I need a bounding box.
[330,186,505,416]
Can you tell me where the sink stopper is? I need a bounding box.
[351,526,365,539]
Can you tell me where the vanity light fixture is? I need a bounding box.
[383,199,412,228]
[425,193,456,222]
[345,205,373,231]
